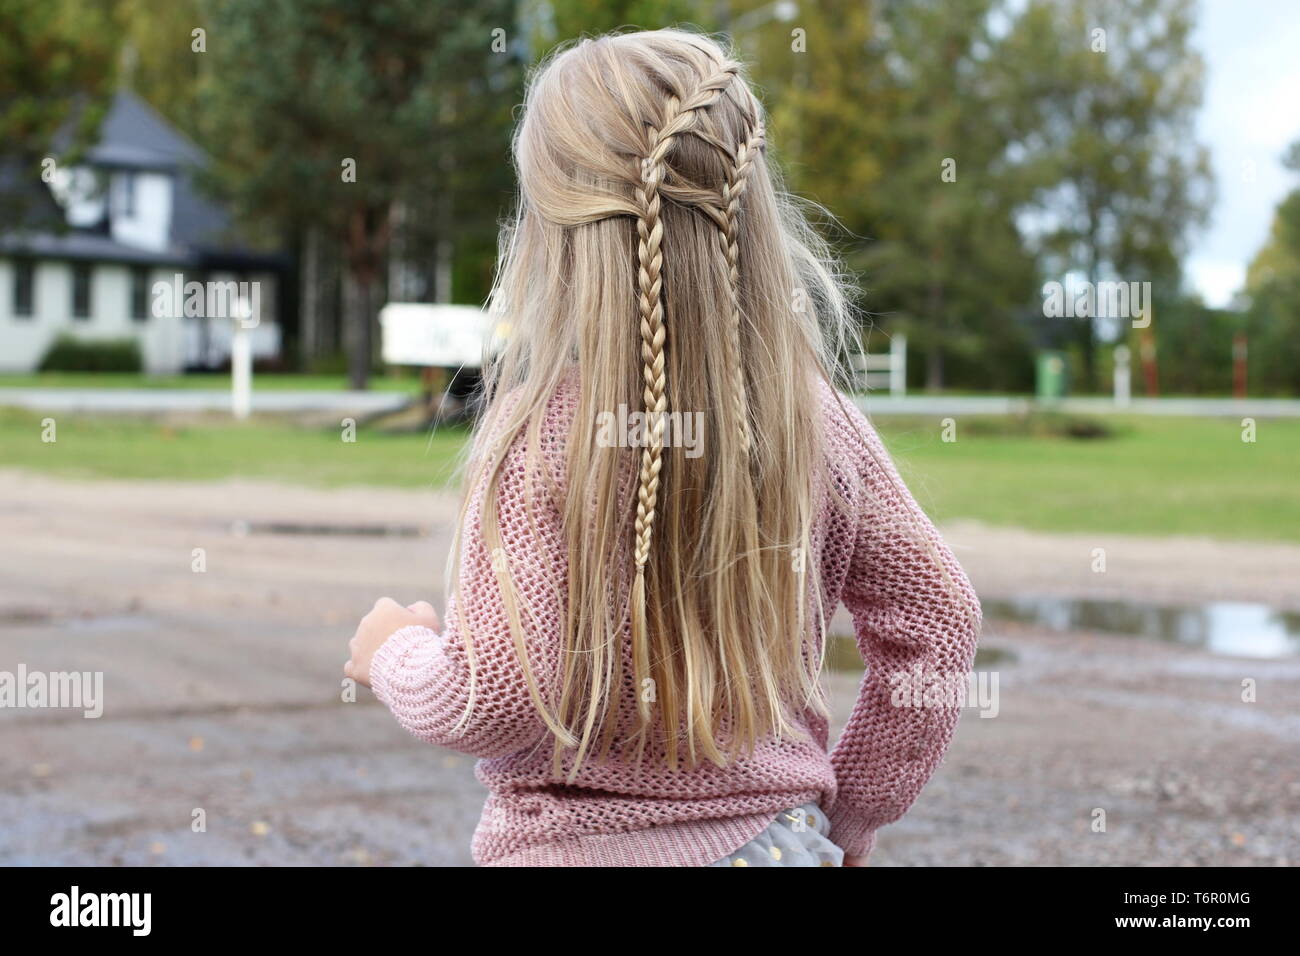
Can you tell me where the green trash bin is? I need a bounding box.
[1036,351,1068,401]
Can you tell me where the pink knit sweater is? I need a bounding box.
[370,375,981,866]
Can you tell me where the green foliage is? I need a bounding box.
[854,0,1042,392]
[5,0,1245,395]
[730,0,1211,393]
[999,0,1213,389]
[195,0,524,387]
[528,0,702,51]
[197,0,519,246]
[0,0,119,225]
[1242,142,1300,395]
[1137,297,1237,396]
[38,334,143,372]
[112,0,207,142]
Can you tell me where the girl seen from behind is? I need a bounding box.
[344,28,981,868]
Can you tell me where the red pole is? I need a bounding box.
[1139,328,1159,397]
[1233,333,1247,399]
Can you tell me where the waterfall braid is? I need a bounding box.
[718,120,765,457]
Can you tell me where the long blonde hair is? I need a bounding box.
[452,29,869,777]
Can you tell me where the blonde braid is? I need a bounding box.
[717,120,766,455]
[629,62,739,739]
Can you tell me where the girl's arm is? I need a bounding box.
[826,411,981,860]
[367,433,566,760]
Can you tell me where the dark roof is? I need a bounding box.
[0,230,192,266]
[2,89,283,270]
[57,89,207,172]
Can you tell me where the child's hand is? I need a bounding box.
[842,854,870,867]
[344,598,440,687]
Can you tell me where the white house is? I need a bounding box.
[0,90,286,374]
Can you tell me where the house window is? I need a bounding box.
[130,266,150,321]
[12,259,35,317]
[71,263,93,319]
[119,172,136,217]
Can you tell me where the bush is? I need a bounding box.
[38,335,143,372]
[960,412,1116,440]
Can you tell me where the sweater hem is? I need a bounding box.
[479,800,822,867]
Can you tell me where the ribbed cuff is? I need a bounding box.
[368,624,439,707]
[826,803,878,859]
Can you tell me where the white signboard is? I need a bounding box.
[379,303,508,368]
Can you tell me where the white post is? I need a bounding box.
[890,334,907,397]
[231,317,252,420]
[1113,344,1131,407]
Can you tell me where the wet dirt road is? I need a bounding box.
[1,470,1296,866]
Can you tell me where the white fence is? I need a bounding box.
[850,333,907,395]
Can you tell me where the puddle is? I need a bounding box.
[0,610,153,633]
[63,615,157,633]
[825,637,1011,672]
[229,520,422,538]
[0,608,54,625]
[982,596,1300,659]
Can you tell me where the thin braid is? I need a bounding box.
[630,111,670,582]
[631,62,739,574]
[629,62,739,743]
[717,120,766,455]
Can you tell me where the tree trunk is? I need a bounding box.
[1076,300,1097,393]
[300,226,320,366]
[1080,215,1102,393]
[926,346,945,392]
[341,269,373,391]
[320,237,340,357]
[342,206,392,391]
[925,279,946,392]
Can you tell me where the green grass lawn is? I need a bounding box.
[877,415,1299,543]
[0,408,468,488]
[0,371,423,392]
[0,407,1295,541]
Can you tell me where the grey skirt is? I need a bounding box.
[707,803,844,867]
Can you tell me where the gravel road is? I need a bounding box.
[1,469,1296,866]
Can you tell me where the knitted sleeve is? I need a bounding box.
[368,402,568,760]
[825,401,982,859]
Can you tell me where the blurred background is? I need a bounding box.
[0,0,1296,867]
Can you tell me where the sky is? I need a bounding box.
[1185,0,1300,307]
